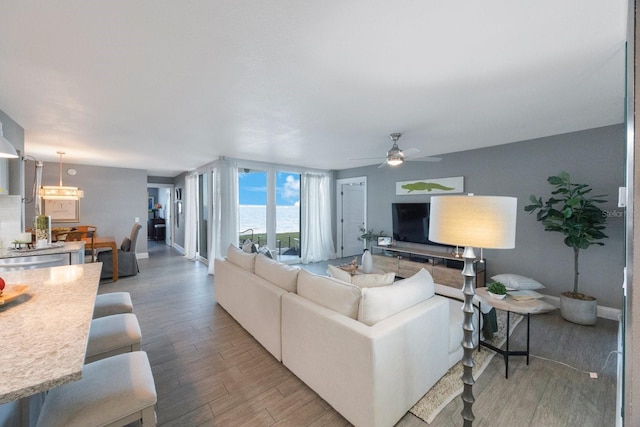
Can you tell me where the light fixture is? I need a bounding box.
[0,121,19,158]
[428,194,517,427]
[40,151,84,200]
[386,132,405,166]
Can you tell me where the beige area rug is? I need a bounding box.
[410,310,523,424]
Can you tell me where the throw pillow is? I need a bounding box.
[351,272,396,288]
[242,239,257,253]
[358,268,435,326]
[226,244,257,272]
[297,269,361,319]
[255,254,299,292]
[326,264,353,284]
[120,237,131,252]
[491,273,545,290]
[258,245,273,259]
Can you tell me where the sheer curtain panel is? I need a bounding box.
[208,158,238,274]
[301,172,336,263]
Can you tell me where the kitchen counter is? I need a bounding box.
[0,242,85,271]
[0,262,102,405]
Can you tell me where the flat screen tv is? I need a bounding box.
[392,202,448,247]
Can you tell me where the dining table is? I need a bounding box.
[0,263,102,425]
[85,236,119,281]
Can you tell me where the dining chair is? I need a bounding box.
[65,230,97,262]
[97,223,143,279]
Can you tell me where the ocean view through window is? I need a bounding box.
[238,169,300,258]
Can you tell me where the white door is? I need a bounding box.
[338,178,366,258]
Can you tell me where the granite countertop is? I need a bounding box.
[0,262,101,404]
[0,241,85,259]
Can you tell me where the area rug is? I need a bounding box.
[410,310,523,423]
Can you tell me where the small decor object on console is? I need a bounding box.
[487,282,507,300]
[338,257,359,275]
[362,249,373,273]
[0,277,4,296]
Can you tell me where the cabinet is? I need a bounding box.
[371,245,486,288]
[148,218,166,241]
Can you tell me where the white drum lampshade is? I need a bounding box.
[428,195,517,249]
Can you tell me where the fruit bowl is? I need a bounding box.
[488,291,506,300]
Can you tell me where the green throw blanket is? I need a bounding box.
[482,308,498,340]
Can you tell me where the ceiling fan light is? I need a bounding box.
[387,155,404,166]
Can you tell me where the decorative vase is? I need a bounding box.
[35,215,51,248]
[560,294,597,326]
[362,249,373,273]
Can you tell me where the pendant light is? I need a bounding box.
[39,151,84,200]
[0,121,19,158]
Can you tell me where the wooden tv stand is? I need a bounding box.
[370,245,486,288]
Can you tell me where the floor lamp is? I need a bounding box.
[428,195,517,426]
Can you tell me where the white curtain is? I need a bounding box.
[301,172,336,263]
[183,174,198,260]
[208,158,238,274]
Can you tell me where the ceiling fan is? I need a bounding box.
[352,132,442,168]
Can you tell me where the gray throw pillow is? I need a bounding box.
[120,237,131,251]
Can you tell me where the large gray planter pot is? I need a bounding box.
[560,294,597,326]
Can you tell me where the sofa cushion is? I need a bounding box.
[297,269,361,319]
[327,264,395,288]
[358,268,435,326]
[326,264,353,283]
[255,254,300,292]
[242,239,257,253]
[351,272,396,288]
[226,244,257,272]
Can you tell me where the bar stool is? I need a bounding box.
[93,292,133,319]
[86,313,142,364]
[36,351,157,427]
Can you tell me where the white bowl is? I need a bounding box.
[488,291,506,300]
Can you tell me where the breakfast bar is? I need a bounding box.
[0,263,102,424]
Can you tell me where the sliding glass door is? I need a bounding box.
[276,170,300,261]
[237,166,301,262]
[198,172,208,259]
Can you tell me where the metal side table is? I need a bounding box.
[475,287,553,378]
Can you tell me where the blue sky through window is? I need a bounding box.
[239,171,300,206]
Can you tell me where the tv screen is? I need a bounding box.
[392,203,447,246]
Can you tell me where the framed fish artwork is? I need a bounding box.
[395,176,464,196]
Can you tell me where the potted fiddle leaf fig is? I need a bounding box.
[524,172,608,325]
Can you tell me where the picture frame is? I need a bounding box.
[43,199,80,222]
[396,176,464,196]
[148,196,154,211]
[377,236,392,246]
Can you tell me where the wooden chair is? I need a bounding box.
[66,230,97,262]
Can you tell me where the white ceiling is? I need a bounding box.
[0,1,628,177]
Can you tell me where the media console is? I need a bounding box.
[370,245,486,288]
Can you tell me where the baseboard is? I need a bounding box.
[173,243,185,254]
[542,295,621,321]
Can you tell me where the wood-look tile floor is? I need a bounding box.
[100,241,618,426]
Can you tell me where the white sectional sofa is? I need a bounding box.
[214,245,464,427]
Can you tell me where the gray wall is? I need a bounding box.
[336,124,625,309]
[25,161,149,255]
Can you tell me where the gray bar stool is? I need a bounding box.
[86,313,142,364]
[36,351,157,427]
[93,292,133,319]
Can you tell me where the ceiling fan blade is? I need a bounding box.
[402,148,421,158]
[377,161,388,168]
[406,156,443,162]
[350,156,385,161]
